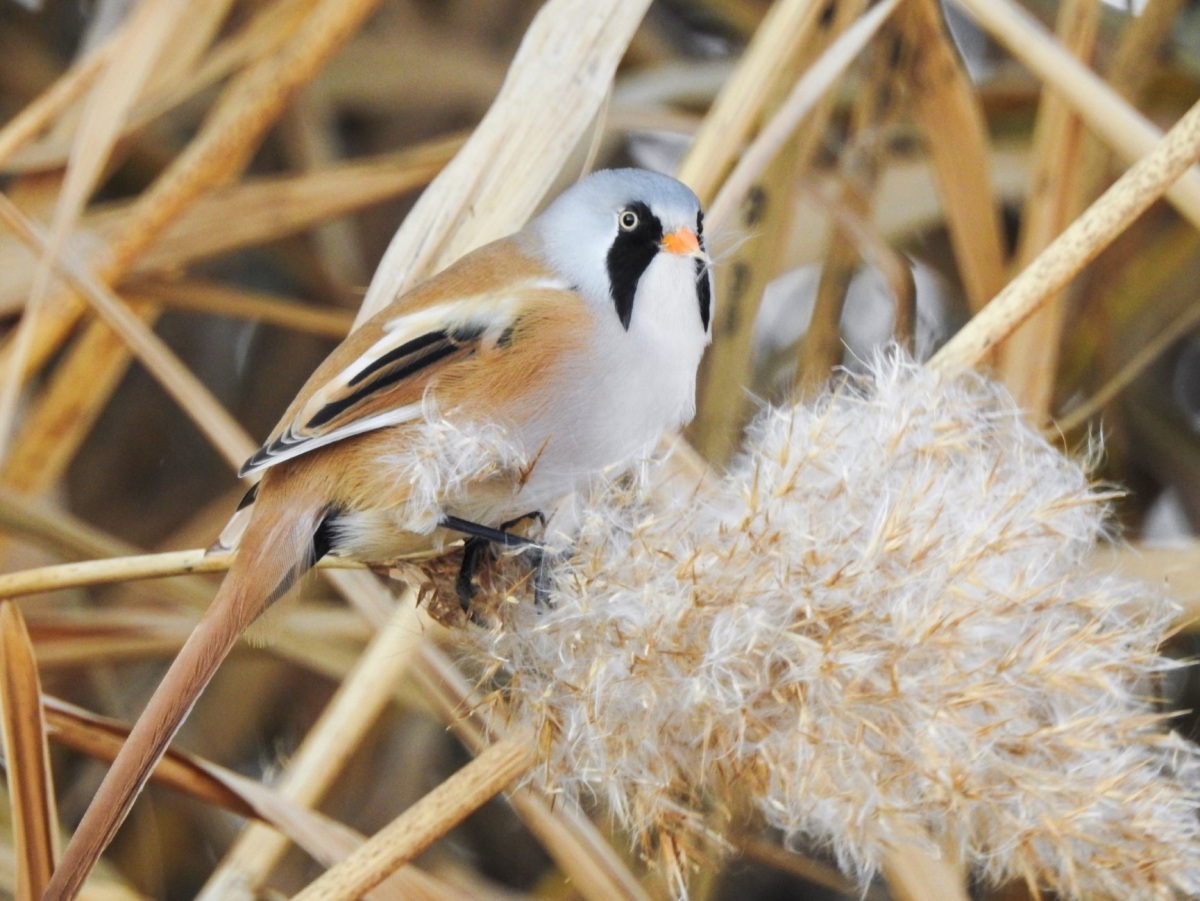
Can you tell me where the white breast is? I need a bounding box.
[506,252,709,510]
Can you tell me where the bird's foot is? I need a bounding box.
[442,514,544,614]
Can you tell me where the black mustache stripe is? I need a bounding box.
[607,201,662,331]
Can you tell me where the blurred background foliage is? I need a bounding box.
[0,0,1199,898]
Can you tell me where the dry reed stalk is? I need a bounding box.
[101,0,382,278]
[929,94,1200,376]
[0,485,227,610]
[0,551,367,600]
[6,0,311,174]
[695,103,819,460]
[899,0,1007,314]
[796,34,900,395]
[996,0,1099,416]
[0,487,153,564]
[2,0,380,387]
[41,697,459,901]
[32,637,186,670]
[291,737,536,901]
[0,554,210,613]
[0,603,58,900]
[0,301,157,498]
[0,193,257,468]
[0,490,375,682]
[114,137,462,283]
[701,0,901,234]
[278,97,369,294]
[0,133,510,315]
[140,0,236,91]
[676,0,828,205]
[411,642,652,901]
[131,280,354,339]
[0,0,194,462]
[196,596,425,901]
[0,40,116,171]
[1090,541,1200,622]
[43,696,255,819]
[1103,0,1187,103]
[24,604,365,652]
[693,0,894,461]
[950,0,1200,231]
[797,186,869,396]
[735,837,886,900]
[1057,294,1200,434]
[30,609,365,689]
[0,139,451,521]
[1037,0,1192,431]
[1064,0,1186,216]
[356,0,652,322]
[880,838,970,901]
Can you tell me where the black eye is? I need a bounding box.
[619,210,639,231]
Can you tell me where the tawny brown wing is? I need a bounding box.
[239,290,544,478]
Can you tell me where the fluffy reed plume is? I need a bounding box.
[461,351,1200,899]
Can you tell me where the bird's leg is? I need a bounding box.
[442,514,542,612]
[441,514,537,549]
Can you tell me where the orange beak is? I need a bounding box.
[661,227,701,257]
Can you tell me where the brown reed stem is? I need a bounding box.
[0,603,58,901]
[0,549,369,600]
[951,0,1200,231]
[0,193,257,468]
[292,737,536,901]
[929,95,1200,376]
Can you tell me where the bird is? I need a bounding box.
[44,167,714,899]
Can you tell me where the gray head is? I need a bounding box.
[529,168,712,333]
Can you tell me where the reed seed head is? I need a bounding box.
[458,352,1200,899]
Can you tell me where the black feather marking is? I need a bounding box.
[347,330,450,386]
[449,323,486,343]
[312,508,342,561]
[305,325,484,429]
[240,447,270,477]
[606,200,662,331]
[235,482,259,511]
[695,257,711,332]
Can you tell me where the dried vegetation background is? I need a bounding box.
[0,0,1199,898]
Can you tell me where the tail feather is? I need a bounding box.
[43,491,326,901]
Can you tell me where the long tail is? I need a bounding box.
[43,486,327,901]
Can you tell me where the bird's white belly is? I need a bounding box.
[510,267,707,513]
